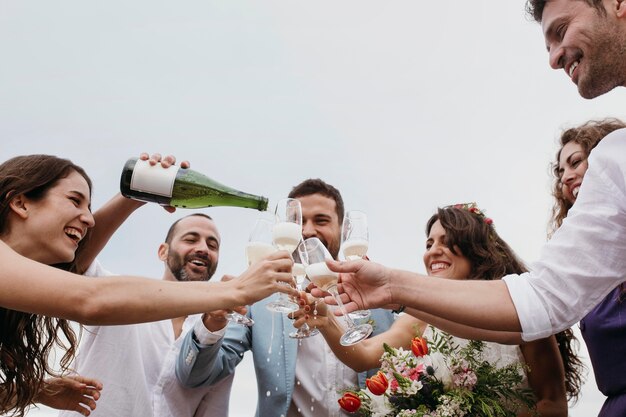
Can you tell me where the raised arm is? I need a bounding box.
[73,153,187,273]
[404,307,523,345]
[73,194,145,273]
[324,133,626,340]
[0,241,297,325]
[319,260,522,333]
[293,295,423,372]
[176,318,250,388]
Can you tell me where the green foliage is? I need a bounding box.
[344,331,537,417]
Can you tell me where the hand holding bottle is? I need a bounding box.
[140,152,190,170]
[121,154,268,211]
[230,251,298,306]
[136,152,190,213]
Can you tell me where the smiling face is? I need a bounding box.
[423,220,472,281]
[558,141,589,204]
[160,215,220,282]
[542,0,626,98]
[298,193,342,260]
[10,170,95,265]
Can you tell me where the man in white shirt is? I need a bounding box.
[176,179,395,417]
[60,213,234,417]
[306,0,626,344]
[318,128,626,342]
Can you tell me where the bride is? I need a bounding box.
[294,203,582,416]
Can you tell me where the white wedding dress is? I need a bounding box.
[422,325,529,388]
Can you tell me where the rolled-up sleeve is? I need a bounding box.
[504,130,626,341]
[503,273,552,340]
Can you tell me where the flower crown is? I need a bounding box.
[448,202,494,227]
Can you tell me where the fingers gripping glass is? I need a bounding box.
[228,217,278,327]
[288,243,320,339]
[301,237,372,346]
[266,198,301,314]
[341,210,371,321]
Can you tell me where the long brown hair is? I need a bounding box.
[427,205,584,402]
[547,119,626,403]
[426,206,526,280]
[0,154,91,417]
[549,118,626,236]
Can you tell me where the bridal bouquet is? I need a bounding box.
[338,332,535,417]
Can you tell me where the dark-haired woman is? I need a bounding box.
[551,119,626,417]
[297,204,569,416]
[0,153,295,417]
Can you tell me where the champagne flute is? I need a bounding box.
[341,210,371,320]
[226,217,277,326]
[289,243,320,339]
[266,198,301,313]
[301,237,372,346]
[245,217,277,265]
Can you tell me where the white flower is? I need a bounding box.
[363,388,392,417]
[426,351,453,389]
[433,395,465,417]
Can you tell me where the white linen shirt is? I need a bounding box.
[153,316,234,417]
[287,316,359,417]
[59,261,232,417]
[503,129,626,341]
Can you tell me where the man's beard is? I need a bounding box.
[320,235,341,260]
[578,21,626,99]
[167,252,217,282]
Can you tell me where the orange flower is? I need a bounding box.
[366,371,389,396]
[411,336,429,357]
[338,392,361,412]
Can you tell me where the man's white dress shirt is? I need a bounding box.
[503,129,626,341]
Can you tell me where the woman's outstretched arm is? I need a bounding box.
[0,241,297,325]
[293,295,425,372]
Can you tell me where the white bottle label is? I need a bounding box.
[130,159,179,197]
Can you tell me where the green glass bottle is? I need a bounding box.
[120,158,268,211]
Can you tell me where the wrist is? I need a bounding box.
[33,382,49,403]
[202,312,228,332]
[386,268,402,305]
[320,314,342,335]
[388,268,421,307]
[117,192,146,210]
[223,278,248,306]
[193,317,225,345]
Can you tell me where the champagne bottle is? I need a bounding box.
[120,158,268,211]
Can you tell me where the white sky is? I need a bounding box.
[2,1,624,416]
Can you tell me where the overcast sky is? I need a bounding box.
[2,1,625,416]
